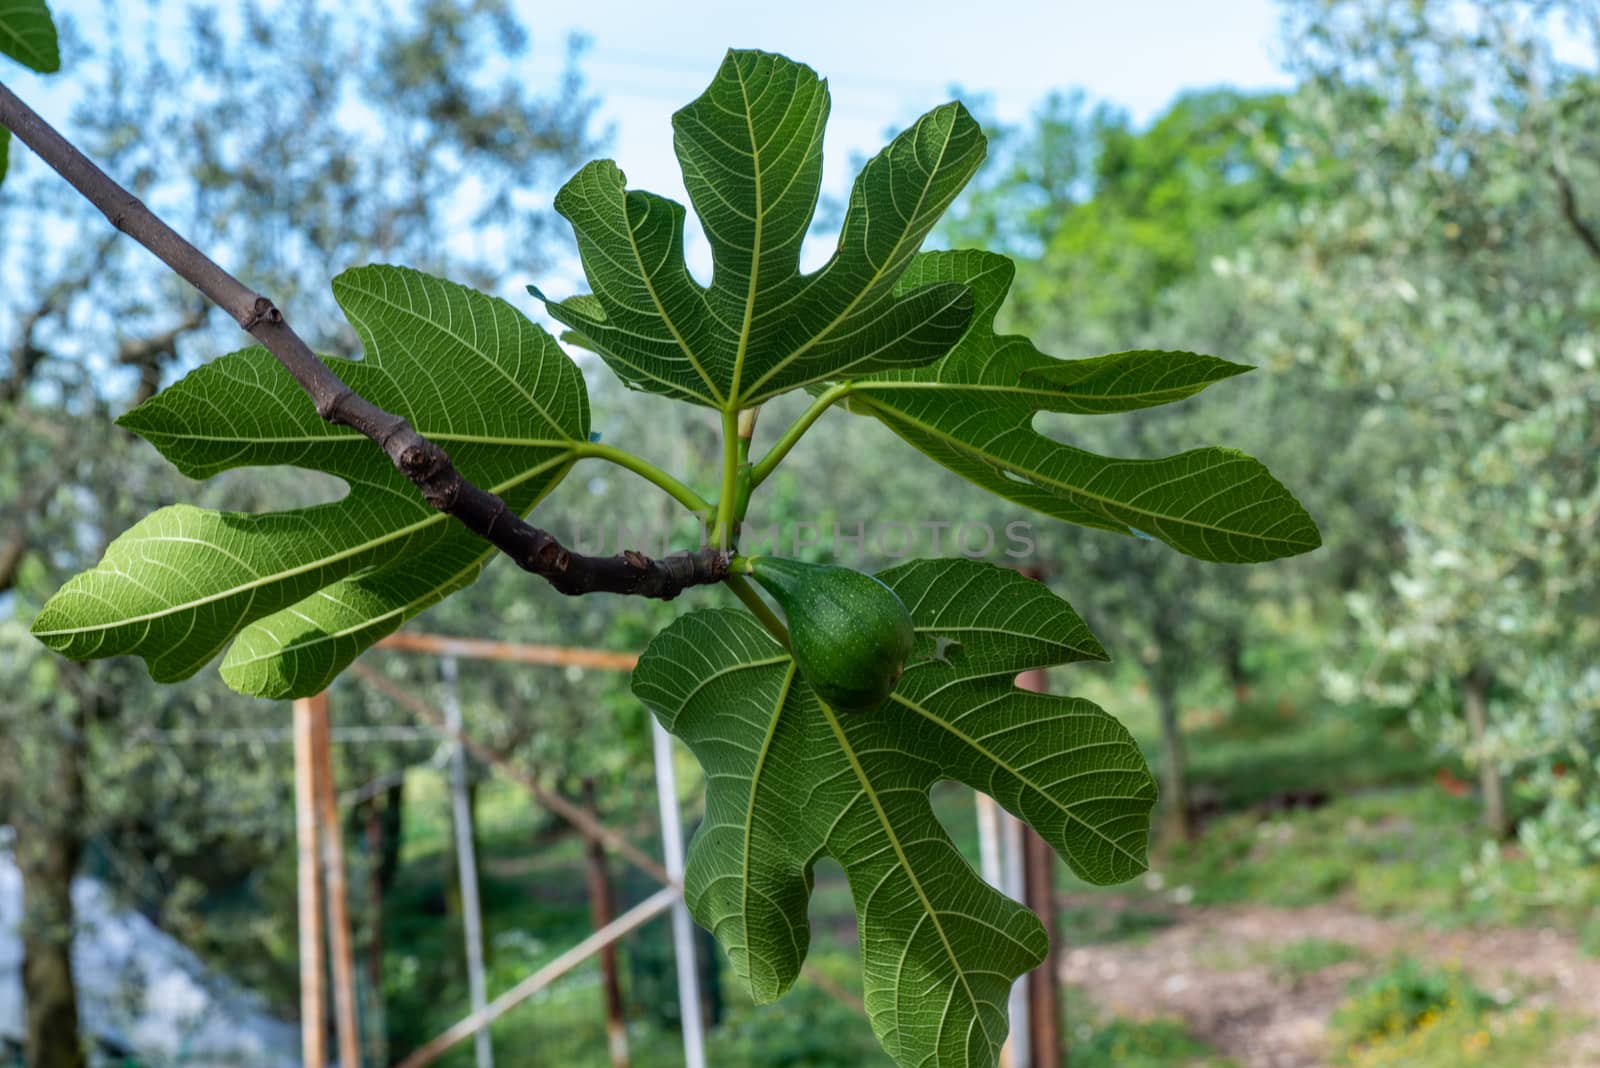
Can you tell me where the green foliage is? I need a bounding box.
[22,47,1321,1068]
[848,250,1317,563]
[0,0,59,74]
[1329,959,1557,1068]
[536,49,983,410]
[1271,938,1366,979]
[33,267,589,697]
[1070,1016,1235,1068]
[0,0,60,188]
[634,559,1152,1065]
[1333,959,1492,1046]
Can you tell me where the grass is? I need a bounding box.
[1069,1017,1238,1068]
[1329,959,1564,1067]
[1070,784,1588,933]
[1067,989,1238,1068]
[1270,937,1367,979]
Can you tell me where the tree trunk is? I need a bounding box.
[1463,669,1508,838]
[1221,628,1250,709]
[1154,677,1193,843]
[14,699,89,1068]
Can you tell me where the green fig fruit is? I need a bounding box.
[747,557,915,712]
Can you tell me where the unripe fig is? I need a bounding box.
[748,557,915,712]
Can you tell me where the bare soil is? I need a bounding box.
[1060,900,1600,1067]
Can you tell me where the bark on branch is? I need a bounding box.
[1550,159,1600,263]
[0,80,726,600]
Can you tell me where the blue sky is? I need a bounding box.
[513,0,1291,283]
[4,2,1294,312]
[520,1,1291,217]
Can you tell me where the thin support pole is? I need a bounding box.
[442,656,494,1068]
[651,720,706,1068]
[311,694,362,1068]
[395,889,676,1068]
[974,793,1018,1068]
[294,697,329,1068]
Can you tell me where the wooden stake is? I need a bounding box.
[377,632,638,671]
[1017,665,1063,1068]
[311,693,362,1068]
[293,696,328,1068]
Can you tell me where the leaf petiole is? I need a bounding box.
[575,441,713,517]
[712,407,742,548]
[750,381,855,488]
[725,572,789,647]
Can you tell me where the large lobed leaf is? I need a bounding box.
[634,559,1155,1068]
[845,249,1322,563]
[32,266,588,698]
[533,49,986,410]
[0,0,59,73]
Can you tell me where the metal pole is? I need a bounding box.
[1000,808,1031,1068]
[293,697,328,1068]
[651,719,706,1068]
[974,793,1016,1068]
[442,656,494,1068]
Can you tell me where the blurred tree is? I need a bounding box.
[1252,0,1600,863]
[0,0,597,1058]
[937,85,1338,840]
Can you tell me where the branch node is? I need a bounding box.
[240,295,282,332]
[315,386,355,422]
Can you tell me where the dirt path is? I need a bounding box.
[1059,901,1600,1067]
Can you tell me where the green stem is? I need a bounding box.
[713,407,742,548]
[750,381,854,488]
[726,573,789,647]
[575,441,713,517]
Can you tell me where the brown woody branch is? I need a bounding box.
[0,80,726,600]
[116,300,210,405]
[1550,158,1600,263]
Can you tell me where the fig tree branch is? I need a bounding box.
[0,80,727,600]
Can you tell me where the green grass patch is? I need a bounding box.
[1270,937,1366,979]
[1069,1015,1238,1068]
[1330,959,1562,1067]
